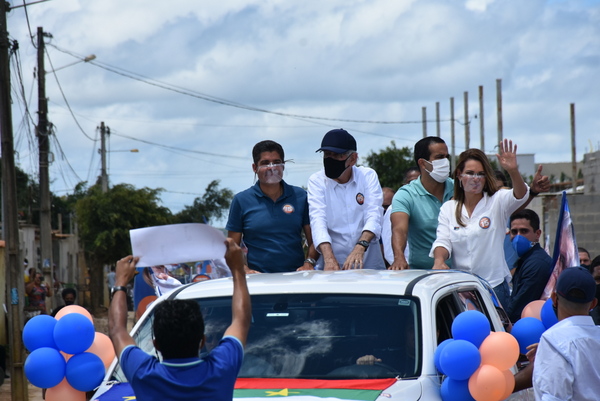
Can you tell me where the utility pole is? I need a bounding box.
[450,97,455,171]
[570,103,577,192]
[1,2,29,399]
[464,91,470,149]
[435,102,440,137]
[421,107,427,137]
[496,78,503,146]
[37,26,53,310]
[479,85,485,153]
[100,121,109,193]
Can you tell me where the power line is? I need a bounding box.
[44,46,97,141]
[48,44,455,126]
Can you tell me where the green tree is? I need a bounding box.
[75,183,172,313]
[174,180,233,224]
[364,141,414,190]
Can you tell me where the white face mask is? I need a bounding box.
[257,163,284,184]
[424,158,450,183]
[461,175,485,194]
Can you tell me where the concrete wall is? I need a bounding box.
[583,150,600,195]
[544,193,600,262]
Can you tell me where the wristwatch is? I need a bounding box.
[304,258,317,266]
[112,286,128,295]
[356,240,370,250]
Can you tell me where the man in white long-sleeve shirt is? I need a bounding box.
[533,267,600,401]
[307,129,385,271]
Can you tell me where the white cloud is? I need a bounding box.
[6,0,600,214]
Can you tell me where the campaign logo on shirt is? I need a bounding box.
[356,193,364,205]
[282,204,295,214]
[479,217,491,229]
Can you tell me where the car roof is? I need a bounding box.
[168,269,484,301]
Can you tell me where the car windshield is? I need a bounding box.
[111,293,420,381]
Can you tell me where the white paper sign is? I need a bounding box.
[130,223,227,267]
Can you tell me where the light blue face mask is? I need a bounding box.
[512,235,535,257]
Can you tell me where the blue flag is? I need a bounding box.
[542,191,579,299]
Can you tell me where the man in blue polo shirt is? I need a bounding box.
[389,137,454,270]
[108,239,251,401]
[227,140,319,273]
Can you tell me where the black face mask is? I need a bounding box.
[324,155,351,179]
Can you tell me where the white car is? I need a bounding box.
[92,269,532,401]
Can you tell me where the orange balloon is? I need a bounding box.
[520,300,544,320]
[46,378,85,401]
[54,305,94,323]
[468,365,506,401]
[479,332,519,371]
[136,295,157,320]
[500,369,515,400]
[60,351,72,362]
[85,332,116,369]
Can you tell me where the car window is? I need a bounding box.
[456,289,486,313]
[111,293,420,381]
[435,288,495,345]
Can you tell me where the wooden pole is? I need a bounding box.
[464,91,470,149]
[1,3,29,398]
[571,103,577,192]
[450,97,455,170]
[436,102,441,137]
[496,78,503,146]
[479,85,485,152]
[422,106,427,138]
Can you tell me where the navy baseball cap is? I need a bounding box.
[556,266,596,303]
[316,129,357,153]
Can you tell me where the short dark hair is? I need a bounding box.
[578,247,590,258]
[590,255,600,271]
[510,209,540,231]
[494,170,508,187]
[62,287,77,299]
[413,137,446,167]
[153,300,205,359]
[252,140,284,165]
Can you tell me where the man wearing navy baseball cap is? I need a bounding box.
[307,129,385,271]
[533,267,600,400]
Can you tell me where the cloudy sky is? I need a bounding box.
[7,0,600,221]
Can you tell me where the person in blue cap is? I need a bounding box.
[533,266,599,400]
[307,128,385,270]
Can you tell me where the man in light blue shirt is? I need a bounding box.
[389,137,453,270]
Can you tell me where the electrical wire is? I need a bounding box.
[48,44,458,126]
[44,46,97,141]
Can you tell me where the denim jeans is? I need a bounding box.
[493,280,510,309]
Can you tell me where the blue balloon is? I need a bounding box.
[540,298,558,329]
[511,317,546,354]
[66,352,105,392]
[434,339,454,375]
[451,310,491,348]
[23,315,58,352]
[439,339,481,380]
[441,377,476,401]
[53,313,95,354]
[24,347,66,388]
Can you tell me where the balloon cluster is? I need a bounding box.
[511,299,557,354]
[22,306,116,401]
[434,310,519,401]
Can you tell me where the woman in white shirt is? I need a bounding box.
[430,139,529,306]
